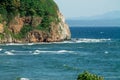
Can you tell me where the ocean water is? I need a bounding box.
[0,27,120,80]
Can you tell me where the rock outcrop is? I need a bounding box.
[0,0,71,43]
[0,23,4,33]
[26,12,71,42]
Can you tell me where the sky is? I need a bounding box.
[54,0,120,19]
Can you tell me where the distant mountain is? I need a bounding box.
[67,11,120,26]
[79,11,120,20]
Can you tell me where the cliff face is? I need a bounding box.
[26,11,71,42]
[0,0,71,43]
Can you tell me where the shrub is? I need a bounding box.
[77,71,104,80]
[0,0,59,39]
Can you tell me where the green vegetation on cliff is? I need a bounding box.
[77,71,104,80]
[0,0,59,39]
[0,0,58,21]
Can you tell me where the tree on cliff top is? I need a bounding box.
[0,0,60,39]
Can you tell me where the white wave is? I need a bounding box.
[20,78,30,80]
[72,38,111,43]
[39,48,48,49]
[5,51,14,55]
[47,38,111,44]
[33,50,41,55]
[33,50,57,54]
[5,43,24,45]
[57,50,73,53]
[0,38,112,46]
[33,50,55,54]
[32,50,74,54]
[52,41,73,44]
[10,50,32,53]
[5,43,36,46]
[58,50,68,53]
[0,48,2,51]
[27,43,34,45]
[104,51,109,54]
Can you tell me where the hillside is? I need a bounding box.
[0,0,71,43]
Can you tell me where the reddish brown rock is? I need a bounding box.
[26,30,48,42]
[0,11,71,43]
[0,23,4,33]
[9,15,24,33]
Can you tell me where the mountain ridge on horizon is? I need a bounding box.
[66,10,120,26]
[67,10,120,20]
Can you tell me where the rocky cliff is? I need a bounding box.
[0,0,71,43]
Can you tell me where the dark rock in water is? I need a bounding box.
[0,0,71,43]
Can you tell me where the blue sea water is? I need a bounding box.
[0,27,120,80]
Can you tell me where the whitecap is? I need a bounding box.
[32,50,74,54]
[10,50,32,53]
[5,43,27,46]
[104,51,109,54]
[5,51,14,55]
[58,50,68,53]
[57,50,75,54]
[0,48,2,51]
[27,43,34,45]
[20,78,30,80]
[72,38,111,43]
[33,50,41,55]
[5,43,35,46]
[53,41,73,44]
[57,50,73,53]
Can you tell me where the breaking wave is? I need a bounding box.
[0,38,113,46]
[5,51,14,55]
[0,48,2,51]
[18,78,30,80]
[71,38,111,43]
[33,50,74,55]
[50,38,112,44]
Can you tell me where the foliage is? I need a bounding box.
[0,34,4,39]
[0,0,58,22]
[18,25,33,38]
[0,0,59,39]
[77,71,104,80]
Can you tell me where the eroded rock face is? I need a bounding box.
[9,15,24,33]
[0,0,71,43]
[27,30,48,42]
[0,11,71,43]
[25,11,71,42]
[0,23,4,33]
[46,12,71,42]
[57,11,71,40]
[9,15,42,33]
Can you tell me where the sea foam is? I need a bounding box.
[71,38,111,43]
[57,50,73,53]
[5,51,14,55]
[0,48,2,51]
[32,50,74,55]
[19,78,30,80]
[33,50,41,55]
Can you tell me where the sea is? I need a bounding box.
[0,26,120,80]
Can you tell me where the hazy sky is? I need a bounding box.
[54,0,120,18]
